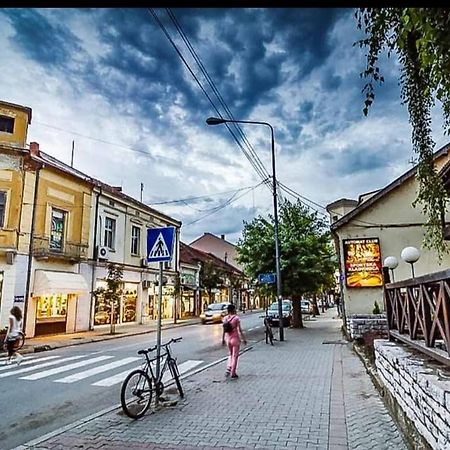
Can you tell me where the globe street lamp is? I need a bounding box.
[206,116,285,341]
[400,246,420,278]
[383,256,398,282]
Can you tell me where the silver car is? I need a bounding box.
[266,301,292,327]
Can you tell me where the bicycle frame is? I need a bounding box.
[140,341,177,390]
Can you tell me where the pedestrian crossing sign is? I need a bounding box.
[146,227,176,262]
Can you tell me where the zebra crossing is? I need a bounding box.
[0,353,203,387]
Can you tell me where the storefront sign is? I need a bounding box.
[181,272,196,286]
[343,238,383,288]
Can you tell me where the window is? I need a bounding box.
[104,217,116,250]
[0,115,14,134]
[131,226,140,255]
[50,208,66,251]
[0,192,6,228]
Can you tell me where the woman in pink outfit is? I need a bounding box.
[222,304,247,379]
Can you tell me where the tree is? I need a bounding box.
[236,199,337,328]
[93,262,123,335]
[355,8,450,257]
[200,260,224,304]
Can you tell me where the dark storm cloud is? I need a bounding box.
[2,9,83,67]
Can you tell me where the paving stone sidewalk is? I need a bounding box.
[17,312,409,450]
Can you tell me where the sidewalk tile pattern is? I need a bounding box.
[20,313,408,450]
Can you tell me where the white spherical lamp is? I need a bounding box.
[383,256,398,282]
[401,246,420,278]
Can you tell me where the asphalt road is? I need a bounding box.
[0,312,267,450]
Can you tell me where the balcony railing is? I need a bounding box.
[32,236,88,262]
[384,269,450,366]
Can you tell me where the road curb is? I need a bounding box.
[12,344,255,450]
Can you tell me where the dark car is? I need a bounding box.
[266,301,292,327]
[200,302,231,324]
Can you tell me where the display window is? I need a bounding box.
[36,294,68,323]
[94,281,138,325]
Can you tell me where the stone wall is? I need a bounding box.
[375,339,450,449]
[346,314,388,339]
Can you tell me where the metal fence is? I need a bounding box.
[32,236,88,261]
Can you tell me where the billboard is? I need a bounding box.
[343,238,383,288]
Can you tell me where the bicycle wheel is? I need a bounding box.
[14,332,25,350]
[168,359,184,398]
[120,369,153,419]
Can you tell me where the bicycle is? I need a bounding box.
[260,314,275,345]
[2,331,25,352]
[120,337,184,419]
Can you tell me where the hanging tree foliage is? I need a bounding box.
[355,8,450,257]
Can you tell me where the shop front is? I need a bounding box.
[148,284,175,320]
[32,270,89,336]
[93,281,138,326]
[180,271,197,318]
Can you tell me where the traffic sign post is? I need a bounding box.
[146,227,176,391]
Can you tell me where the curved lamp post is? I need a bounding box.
[383,256,398,282]
[401,246,420,278]
[205,116,285,341]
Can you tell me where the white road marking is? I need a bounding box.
[54,357,141,383]
[91,359,203,387]
[19,356,113,380]
[0,355,60,371]
[0,355,86,379]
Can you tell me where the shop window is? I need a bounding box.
[36,294,68,323]
[104,217,116,250]
[0,272,3,311]
[131,225,140,255]
[0,115,14,134]
[50,208,66,251]
[122,286,137,323]
[0,191,6,228]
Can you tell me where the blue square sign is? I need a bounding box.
[146,227,176,262]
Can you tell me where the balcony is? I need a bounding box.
[32,236,88,262]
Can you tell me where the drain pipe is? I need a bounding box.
[89,184,101,330]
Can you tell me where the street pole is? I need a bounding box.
[206,117,284,341]
[156,261,163,388]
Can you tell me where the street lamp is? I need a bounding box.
[401,246,420,278]
[383,256,398,282]
[206,116,285,341]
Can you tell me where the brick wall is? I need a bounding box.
[346,314,388,339]
[375,339,450,449]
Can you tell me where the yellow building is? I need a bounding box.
[0,101,32,329]
[0,100,92,336]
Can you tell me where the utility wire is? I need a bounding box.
[149,8,272,193]
[185,179,267,226]
[165,8,272,192]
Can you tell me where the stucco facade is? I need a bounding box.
[328,143,450,316]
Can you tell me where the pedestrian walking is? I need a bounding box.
[221,303,246,379]
[3,306,24,365]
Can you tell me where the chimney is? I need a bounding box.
[221,234,225,240]
[112,186,122,192]
[29,142,40,157]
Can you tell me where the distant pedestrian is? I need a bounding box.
[222,304,246,379]
[3,306,24,365]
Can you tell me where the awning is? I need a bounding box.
[33,270,89,297]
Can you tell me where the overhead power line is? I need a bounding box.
[149,8,273,193]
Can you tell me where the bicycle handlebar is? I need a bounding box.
[138,337,183,356]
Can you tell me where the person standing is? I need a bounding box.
[222,303,246,379]
[3,306,24,365]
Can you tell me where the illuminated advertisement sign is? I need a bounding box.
[343,238,383,288]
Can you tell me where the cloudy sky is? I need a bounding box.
[0,8,447,244]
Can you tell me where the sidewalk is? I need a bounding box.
[16,310,409,450]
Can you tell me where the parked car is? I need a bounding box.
[266,301,292,327]
[200,302,231,324]
[301,300,311,314]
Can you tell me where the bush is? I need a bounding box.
[373,300,381,314]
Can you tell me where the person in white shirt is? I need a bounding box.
[3,306,24,365]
